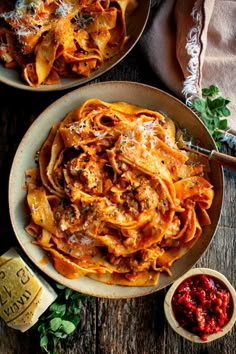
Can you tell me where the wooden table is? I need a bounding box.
[1,4,236,354]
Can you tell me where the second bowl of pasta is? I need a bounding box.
[0,1,150,91]
[9,81,224,298]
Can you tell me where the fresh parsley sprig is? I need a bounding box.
[33,283,90,354]
[193,84,231,148]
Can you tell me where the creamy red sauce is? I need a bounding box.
[39,256,49,266]
[171,274,233,341]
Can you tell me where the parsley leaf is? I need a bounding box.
[201,84,219,97]
[32,283,91,354]
[193,85,231,148]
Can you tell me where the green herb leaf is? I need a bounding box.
[55,283,66,290]
[32,283,92,354]
[193,85,231,148]
[202,84,219,97]
[218,118,228,130]
[221,106,231,117]
[65,287,73,300]
[40,335,49,347]
[53,331,68,339]
[193,98,206,113]
[61,320,76,334]
[50,318,62,332]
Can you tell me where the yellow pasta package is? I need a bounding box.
[0,247,57,332]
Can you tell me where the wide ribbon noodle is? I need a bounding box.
[25,99,214,286]
[0,0,137,86]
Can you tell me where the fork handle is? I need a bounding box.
[210,150,236,171]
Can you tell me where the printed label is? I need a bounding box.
[0,255,42,324]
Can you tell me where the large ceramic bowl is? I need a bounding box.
[9,81,224,298]
[0,1,150,91]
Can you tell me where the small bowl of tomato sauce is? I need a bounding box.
[164,268,236,343]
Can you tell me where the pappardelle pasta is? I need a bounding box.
[25,99,214,286]
[0,0,137,87]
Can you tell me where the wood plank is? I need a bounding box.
[1,1,236,351]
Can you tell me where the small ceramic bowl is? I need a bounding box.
[164,268,236,343]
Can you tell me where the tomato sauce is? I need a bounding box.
[171,274,233,341]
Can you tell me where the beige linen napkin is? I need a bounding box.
[140,0,236,130]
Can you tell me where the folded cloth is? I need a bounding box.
[140,0,236,130]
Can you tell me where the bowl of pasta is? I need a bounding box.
[9,81,224,298]
[0,0,150,91]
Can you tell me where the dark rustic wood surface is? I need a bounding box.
[1,2,236,353]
